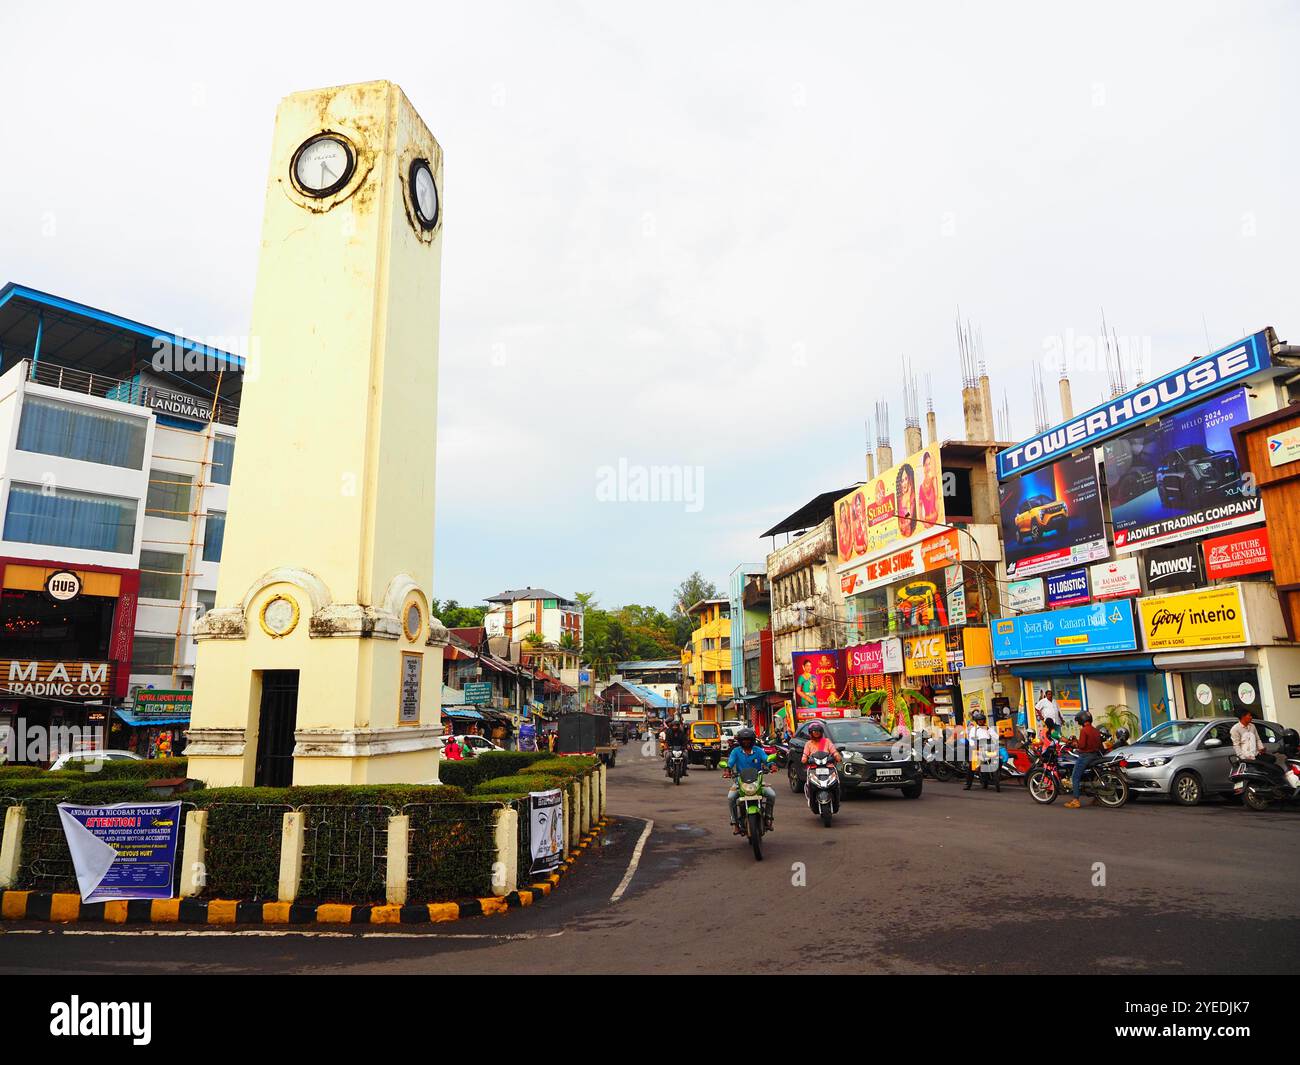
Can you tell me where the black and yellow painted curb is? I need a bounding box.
[0,818,609,927]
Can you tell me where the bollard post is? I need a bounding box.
[492,806,518,897]
[278,811,305,903]
[386,814,409,906]
[179,809,207,898]
[0,805,25,890]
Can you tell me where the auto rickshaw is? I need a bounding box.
[687,720,723,769]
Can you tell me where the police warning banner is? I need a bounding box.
[57,801,182,902]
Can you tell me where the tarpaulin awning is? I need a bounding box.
[115,708,190,727]
[1006,655,1156,679]
[442,707,485,720]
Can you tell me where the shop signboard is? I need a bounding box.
[835,443,945,564]
[999,451,1109,578]
[57,801,183,902]
[132,690,193,721]
[880,637,904,674]
[1106,387,1263,552]
[1046,567,1090,607]
[1144,542,1204,591]
[701,682,718,704]
[1136,585,1248,651]
[991,600,1138,662]
[463,681,493,706]
[945,564,968,626]
[1204,527,1273,579]
[1267,426,1300,468]
[905,633,948,677]
[844,643,884,676]
[851,528,961,592]
[1,660,112,699]
[792,650,844,709]
[1089,557,1142,600]
[1006,577,1046,613]
[997,331,1273,479]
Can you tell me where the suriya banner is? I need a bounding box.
[836,443,945,564]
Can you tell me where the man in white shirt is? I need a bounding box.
[1034,689,1062,728]
[1230,711,1267,763]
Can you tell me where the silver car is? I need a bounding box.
[1119,717,1285,806]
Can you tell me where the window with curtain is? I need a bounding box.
[131,636,176,674]
[202,511,226,562]
[16,395,148,469]
[140,550,185,600]
[3,483,137,553]
[145,469,194,520]
[210,434,235,485]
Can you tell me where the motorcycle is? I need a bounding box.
[665,746,686,785]
[1231,754,1300,810]
[1027,740,1129,807]
[998,739,1034,785]
[727,765,772,861]
[804,750,841,827]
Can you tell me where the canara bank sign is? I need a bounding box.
[997,332,1272,480]
[2,660,113,698]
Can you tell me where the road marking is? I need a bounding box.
[0,928,563,941]
[610,818,654,903]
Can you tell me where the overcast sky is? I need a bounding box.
[3,2,1296,612]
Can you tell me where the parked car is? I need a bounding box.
[1119,717,1285,805]
[778,718,922,798]
[1014,493,1069,542]
[719,720,745,752]
[49,749,143,772]
[1155,445,1240,508]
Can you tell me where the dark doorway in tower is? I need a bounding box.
[254,670,299,787]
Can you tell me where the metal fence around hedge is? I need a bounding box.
[16,797,197,895]
[299,804,394,903]
[200,802,293,901]
[404,802,499,902]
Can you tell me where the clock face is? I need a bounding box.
[410,159,439,229]
[292,134,354,197]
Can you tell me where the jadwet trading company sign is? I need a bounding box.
[1137,586,1248,651]
[992,600,1138,662]
[996,331,1272,479]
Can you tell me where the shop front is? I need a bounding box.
[113,688,192,757]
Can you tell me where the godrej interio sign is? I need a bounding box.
[996,331,1273,480]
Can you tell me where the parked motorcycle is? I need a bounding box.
[665,746,686,785]
[804,749,842,827]
[729,765,772,860]
[1231,754,1300,810]
[1027,740,1129,807]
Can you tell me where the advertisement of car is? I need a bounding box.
[792,649,845,709]
[1104,386,1263,552]
[836,443,945,564]
[999,451,1109,578]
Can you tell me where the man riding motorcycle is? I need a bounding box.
[724,728,775,834]
[663,715,690,776]
[1064,709,1104,808]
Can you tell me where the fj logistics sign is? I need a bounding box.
[999,451,1109,578]
[1105,387,1263,552]
[836,443,945,564]
[992,600,1138,662]
[1137,586,1248,651]
[996,331,1272,479]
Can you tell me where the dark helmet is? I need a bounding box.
[737,727,756,746]
[1098,726,1112,742]
[970,710,986,723]
[1115,727,1131,745]
[808,721,825,736]
[1076,710,1092,725]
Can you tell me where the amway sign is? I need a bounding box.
[996,331,1271,479]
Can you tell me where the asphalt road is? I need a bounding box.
[3,744,1299,974]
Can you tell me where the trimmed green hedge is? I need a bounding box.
[472,774,568,797]
[75,757,188,780]
[438,750,552,790]
[523,757,598,777]
[0,766,47,780]
[190,783,465,808]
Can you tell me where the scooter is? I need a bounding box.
[665,746,687,785]
[1231,754,1300,810]
[804,750,842,827]
[727,765,773,861]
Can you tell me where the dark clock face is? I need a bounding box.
[292,134,355,197]
[410,159,439,229]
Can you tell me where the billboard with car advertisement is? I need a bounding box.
[792,649,845,710]
[999,451,1109,578]
[1104,386,1263,552]
[835,443,945,565]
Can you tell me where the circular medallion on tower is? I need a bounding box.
[409,158,439,230]
[291,133,356,197]
[403,600,424,642]
[260,594,300,638]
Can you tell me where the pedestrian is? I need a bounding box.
[964,710,1000,791]
[1064,710,1103,808]
[443,733,463,761]
[1034,688,1062,730]
[1230,710,1271,765]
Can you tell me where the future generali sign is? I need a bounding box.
[2,660,113,698]
[996,332,1272,479]
[1204,527,1273,579]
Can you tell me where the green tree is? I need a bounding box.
[430,599,488,628]
[672,572,719,617]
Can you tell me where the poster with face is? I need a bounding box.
[835,443,945,564]
[1104,387,1263,552]
[792,649,845,708]
[999,451,1109,578]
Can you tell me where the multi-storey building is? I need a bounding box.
[683,597,732,719]
[0,284,240,760]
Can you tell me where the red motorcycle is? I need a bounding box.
[1027,738,1129,807]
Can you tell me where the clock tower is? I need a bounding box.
[186,80,448,786]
